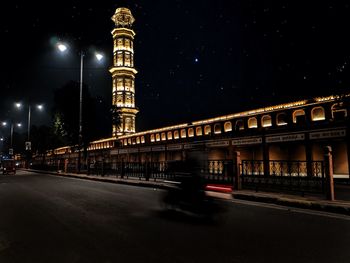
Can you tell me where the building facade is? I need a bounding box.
[42,94,350,180]
[110,8,138,137]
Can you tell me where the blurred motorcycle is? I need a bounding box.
[162,176,226,220]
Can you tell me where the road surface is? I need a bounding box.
[0,170,349,262]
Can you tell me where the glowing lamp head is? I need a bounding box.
[57,43,68,52]
[15,103,22,109]
[37,104,43,110]
[95,53,104,61]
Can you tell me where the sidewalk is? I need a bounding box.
[233,190,350,216]
[27,169,350,216]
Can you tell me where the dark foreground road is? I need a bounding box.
[0,171,349,263]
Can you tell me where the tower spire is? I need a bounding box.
[110,7,139,137]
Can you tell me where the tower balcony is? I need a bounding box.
[111,28,135,39]
[109,66,138,75]
[113,46,134,53]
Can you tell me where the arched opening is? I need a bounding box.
[331,103,347,119]
[180,129,187,138]
[141,136,145,143]
[276,113,288,126]
[248,117,258,128]
[311,106,325,121]
[196,126,203,136]
[293,109,306,123]
[167,131,173,140]
[204,125,211,135]
[174,130,179,139]
[161,132,166,141]
[150,134,155,142]
[136,137,140,144]
[214,124,221,134]
[261,115,272,127]
[224,121,232,132]
[188,128,194,137]
[235,120,244,131]
[156,133,160,141]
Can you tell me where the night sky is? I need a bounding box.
[0,0,349,136]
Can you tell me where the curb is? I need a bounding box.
[233,193,350,216]
[25,169,174,190]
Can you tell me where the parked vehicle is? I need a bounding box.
[2,159,16,175]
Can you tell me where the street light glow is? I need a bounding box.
[95,52,104,61]
[57,43,68,52]
[15,102,22,109]
[37,104,43,110]
[2,122,7,126]
[17,123,22,127]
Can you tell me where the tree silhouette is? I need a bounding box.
[52,81,111,148]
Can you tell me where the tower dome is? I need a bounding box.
[111,7,135,28]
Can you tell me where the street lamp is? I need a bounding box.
[1,121,22,156]
[15,102,43,146]
[56,42,104,172]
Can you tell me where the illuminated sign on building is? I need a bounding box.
[232,137,262,146]
[206,141,230,147]
[309,129,346,140]
[266,133,305,143]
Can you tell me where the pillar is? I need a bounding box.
[233,151,241,190]
[324,146,335,201]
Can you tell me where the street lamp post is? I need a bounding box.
[10,123,14,149]
[78,52,84,172]
[27,105,31,141]
[57,42,103,173]
[2,122,22,156]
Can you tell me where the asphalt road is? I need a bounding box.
[0,171,349,263]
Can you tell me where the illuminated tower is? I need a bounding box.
[110,8,138,137]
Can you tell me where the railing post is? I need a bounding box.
[121,160,125,178]
[324,146,335,201]
[262,138,270,176]
[64,158,68,173]
[233,151,241,190]
[145,161,150,181]
[305,138,313,177]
